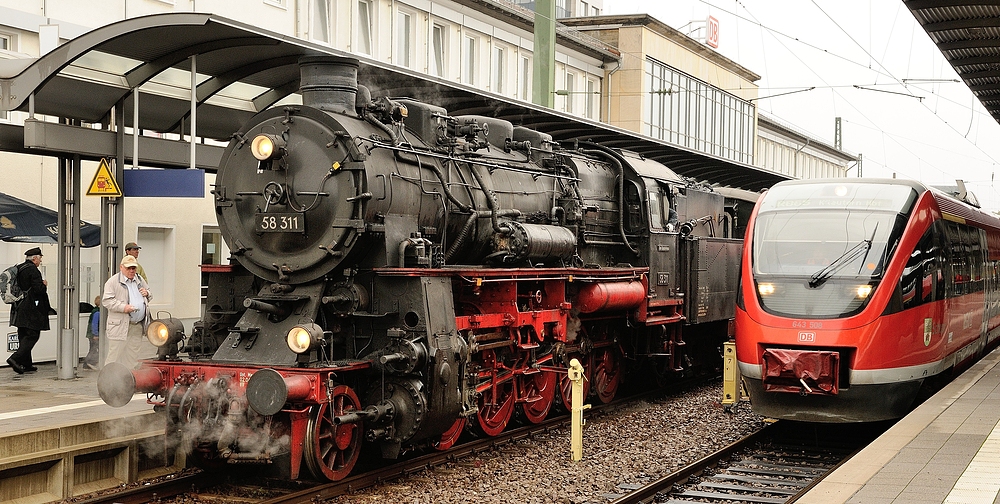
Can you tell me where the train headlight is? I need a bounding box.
[146,317,185,361]
[287,323,324,354]
[854,284,873,299]
[147,318,184,347]
[757,283,776,296]
[250,134,286,161]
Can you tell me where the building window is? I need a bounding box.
[0,33,12,52]
[586,78,597,119]
[312,0,331,43]
[556,0,571,17]
[463,35,477,86]
[492,46,505,94]
[580,1,589,16]
[432,24,447,77]
[264,0,286,7]
[519,55,531,101]
[593,7,600,15]
[357,0,374,56]
[564,72,576,113]
[397,11,412,67]
[645,56,754,164]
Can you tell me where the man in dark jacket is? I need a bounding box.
[7,247,50,374]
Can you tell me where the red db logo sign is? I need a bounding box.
[798,332,816,343]
[706,16,720,48]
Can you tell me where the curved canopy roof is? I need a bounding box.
[905,1,1000,125]
[0,13,789,191]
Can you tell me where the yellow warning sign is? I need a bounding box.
[87,158,122,197]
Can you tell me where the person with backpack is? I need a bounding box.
[7,247,50,374]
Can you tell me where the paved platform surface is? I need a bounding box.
[0,361,151,435]
[801,345,1000,504]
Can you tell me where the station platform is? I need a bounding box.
[802,345,1000,504]
[0,361,172,503]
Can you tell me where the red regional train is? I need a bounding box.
[735,178,1000,422]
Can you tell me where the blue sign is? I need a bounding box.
[123,169,205,197]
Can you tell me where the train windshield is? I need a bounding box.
[751,182,917,318]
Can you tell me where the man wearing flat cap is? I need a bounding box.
[124,242,147,283]
[102,254,152,369]
[7,247,49,374]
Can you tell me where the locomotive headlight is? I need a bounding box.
[854,284,873,299]
[287,323,324,354]
[146,317,185,361]
[757,282,776,296]
[147,318,184,347]
[250,134,286,161]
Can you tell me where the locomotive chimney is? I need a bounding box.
[299,56,359,115]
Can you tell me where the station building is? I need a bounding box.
[560,13,857,177]
[0,1,851,364]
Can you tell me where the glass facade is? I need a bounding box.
[645,56,754,164]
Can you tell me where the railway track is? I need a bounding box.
[71,376,719,504]
[608,420,890,504]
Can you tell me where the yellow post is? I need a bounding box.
[569,358,591,461]
[722,341,740,409]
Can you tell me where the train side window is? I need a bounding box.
[970,227,985,293]
[933,220,950,300]
[945,221,967,296]
[901,228,937,310]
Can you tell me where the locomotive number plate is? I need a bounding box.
[256,213,304,232]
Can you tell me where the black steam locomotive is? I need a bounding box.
[99,56,743,481]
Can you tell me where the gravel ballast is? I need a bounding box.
[328,382,765,504]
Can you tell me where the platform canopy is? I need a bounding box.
[905,1,1000,126]
[0,13,789,191]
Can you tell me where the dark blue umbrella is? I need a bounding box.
[0,192,101,247]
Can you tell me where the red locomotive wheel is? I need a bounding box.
[476,378,515,437]
[304,385,362,481]
[559,354,591,410]
[434,418,466,451]
[592,348,622,404]
[518,370,557,424]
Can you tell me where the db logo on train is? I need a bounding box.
[798,332,816,343]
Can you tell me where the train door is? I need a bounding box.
[646,180,679,302]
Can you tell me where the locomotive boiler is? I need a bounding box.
[99,56,744,480]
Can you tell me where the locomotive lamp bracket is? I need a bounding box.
[229,327,260,349]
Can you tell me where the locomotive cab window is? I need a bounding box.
[647,183,676,232]
[624,180,644,233]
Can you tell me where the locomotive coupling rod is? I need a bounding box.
[568,358,591,462]
[335,401,394,425]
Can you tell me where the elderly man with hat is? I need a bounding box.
[102,254,152,369]
[124,242,147,283]
[7,247,49,374]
